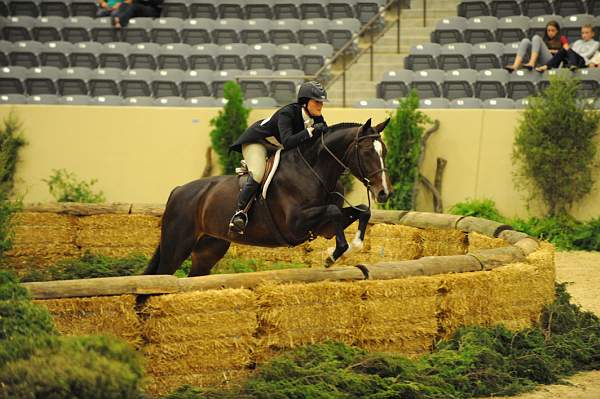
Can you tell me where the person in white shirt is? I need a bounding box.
[536,25,599,72]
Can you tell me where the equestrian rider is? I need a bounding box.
[228,81,330,234]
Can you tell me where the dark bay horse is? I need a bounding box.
[144,118,392,276]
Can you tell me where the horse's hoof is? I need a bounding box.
[324,256,335,268]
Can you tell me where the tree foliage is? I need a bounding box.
[513,75,600,216]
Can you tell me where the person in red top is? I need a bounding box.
[505,21,569,72]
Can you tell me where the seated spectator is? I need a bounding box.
[536,25,599,72]
[505,21,568,72]
[97,0,123,17]
[112,0,163,29]
[589,51,600,67]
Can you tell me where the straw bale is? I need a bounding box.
[11,212,77,244]
[420,228,467,256]
[34,295,142,347]
[144,338,256,376]
[24,202,131,215]
[524,242,556,303]
[145,370,250,396]
[76,214,160,248]
[143,288,256,315]
[228,243,308,265]
[83,246,157,258]
[468,232,508,251]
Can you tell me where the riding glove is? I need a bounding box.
[312,122,328,137]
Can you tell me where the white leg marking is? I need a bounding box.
[373,140,389,195]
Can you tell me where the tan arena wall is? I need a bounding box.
[2,106,599,219]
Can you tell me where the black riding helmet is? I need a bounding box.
[297,81,329,104]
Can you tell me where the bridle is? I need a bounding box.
[297,126,388,210]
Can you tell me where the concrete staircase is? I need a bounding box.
[327,0,461,107]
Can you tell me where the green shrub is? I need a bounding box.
[209,82,249,175]
[513,75,600,217]
[448,198,506,223]
[382,90,432,210]
[44,168,106,203]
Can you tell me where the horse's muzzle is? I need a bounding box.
[377,190,391,203]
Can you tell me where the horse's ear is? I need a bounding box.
[360,118,372,135]
[374,118,390,133]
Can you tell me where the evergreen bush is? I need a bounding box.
[209,82,250,175]
[513,75,600,216]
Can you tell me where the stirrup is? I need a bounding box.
[229,210,248,234]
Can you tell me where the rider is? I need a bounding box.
[228,81,330,234]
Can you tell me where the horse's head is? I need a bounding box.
[347,118,393,203]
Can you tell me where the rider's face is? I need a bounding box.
[306,99,324,116]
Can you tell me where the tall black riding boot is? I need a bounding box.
[229,177,260,234]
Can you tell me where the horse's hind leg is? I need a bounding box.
[155,215,197,275]
[189,235,231,277]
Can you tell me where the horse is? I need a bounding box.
[144,118,392,277]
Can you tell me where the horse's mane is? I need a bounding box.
[329,122,362,132]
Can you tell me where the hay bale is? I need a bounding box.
[468,232,508,251]
[421,228,467,257]
[34,295,142,347]
[145,370,250,397]
[76,214,160,248]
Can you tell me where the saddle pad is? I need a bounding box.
[262,148,282,199]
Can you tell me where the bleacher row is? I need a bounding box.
[0,0,385,23]
[457,0,600,18]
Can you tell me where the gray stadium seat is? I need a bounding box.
[0,3,7,16]
[153,96,186,106]
[501,41,520,66]
[25,65,60,94]
[0,93,28,103]
[475,68,509,99]
[58,94,91,105]
[151,17,183,45]
[89,67,121,96]
[385,98,401,108]
[412,69,445,99]
[419,98,450,108]
[2,16,35,42]
[181,18,214,45]
[538,68,573,91]
[216,0,244,19]
[217,43,248,70]
[575,68,600,97]
[562,14,595,44]
[377,69,413,100]
[269,68,302,105]
[189,2,216,19]
[273,43,302,70]
[33,16,63,42]
[120,69,153,98]
[327,18,361,54]
[269,18,300,45]
[301,42,333,75]
[553,0,586,17]
[521,0,554,17]
[58,66,91,95]
[185,96,218,106]
[212,69,242,97]
[299,0,326,20]
[70,0,96,18]
[489,0,522,18]
[91,95,124,106]
[162,0,189,19]
[528,15,563,38]
[404,43,441,71]
[212,18,243,45]
[355,0,384,27]
[496,16,529,43]
[449,97,483,108]
[470,41,503,70]
[40,40,72,67]
[245,0,274,19]
[9,0,40,17]
[465,16,498,44]
[91,17,119,44]
[590,0,600,16]
[431,17,468,44]
[273,0,299,19]
[240,18,271,44]
[152,68,184,97]
[61,16,92,43]
[180,69,213,98]
[244,96,278,108]
[239,68,271,99]
[514,97,530,108]
[129,42,159,70]
[298,18,329,45]
[9,40,42,68]
[0,41,10,66]
[158,43,191,70]
[353,98,387,108]
[507,68,539,99]
[483,97,516,108]
[27,94,60,104]
[123,17,153,44]
[188,43,218,70]
[124,96,154,106]
[0,66,26,94]
[99,42,131,69]
[458,0,490,19]
[438,43,472,70]
[328,0,356,19]
[246,43,276,70]
[69,41,100,68]
[443,68,478,100]
[40,0,70,17]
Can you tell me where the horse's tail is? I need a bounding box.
[144,245,161,275]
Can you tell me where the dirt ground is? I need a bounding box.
[490,251,600,399]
